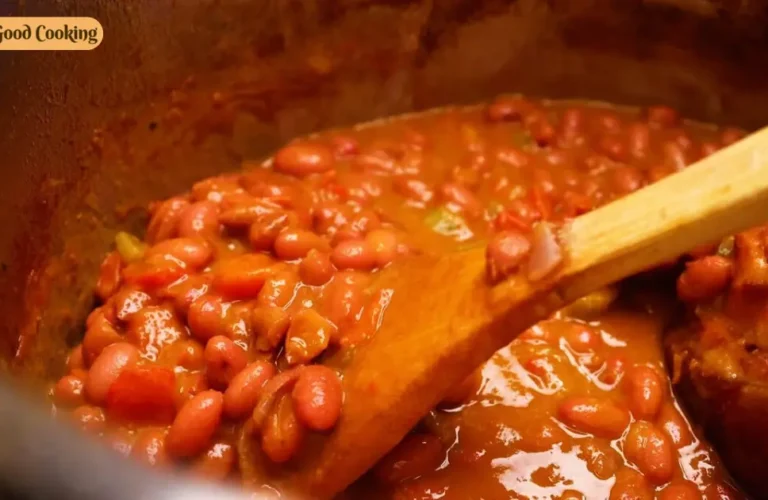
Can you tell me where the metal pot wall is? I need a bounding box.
[1,0,767,498]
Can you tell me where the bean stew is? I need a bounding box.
[50,95,755,498]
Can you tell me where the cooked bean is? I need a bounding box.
[82,310,123,366]
[224,361,277,419]
[190,441,236,480]
[623,421,675,484]
[219,198,282,227]
[53,372,87,407]
[158,339,205,370]
[658,481,701,500]
[166,390,224,458]
[331,239,377,271]
[439,182,482,216]
[71,405,107,433]
[213,254,274,299]
[113,286,154,322]
[291,365,343,431]
[577,440,621,480]
[178,200,220,238]
[486,230,531,283]
[373,434,444,484]
[103,428,135,457]
[131,428,170,468]
[612,166,643,194]
[274,229,330,261]
[657,403,694,449]
[67,345,85,372]
[274,141,334,177]
[321,273,367,328]
[284,309,337,365]
[252,306,292,352]
[598,355,626,386]
[204,336,248,389]
[486,95,532,122]
[646,105,679,127]
[627,122,650,159]
[160,274,211,315]
[122,253,186,289]
[96,251,122,301]
[393,177,434,203]
[609,467,653,500]
[126,305,187,360]
[677,255,733,303]
[557,397,630,439]
[173,371,209,410]
[86,342,140,405]
[261,394,305,463]
[330,135,359,158]
[146,197,189,243]
[188,295,225,341]
[721,127,745,146]
[249,212,293,251]
[624,365,664,420]
[146,237,213,269]
[365,229,399,268]
[300,250,335,286]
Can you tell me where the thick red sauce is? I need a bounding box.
[49,96,749,498]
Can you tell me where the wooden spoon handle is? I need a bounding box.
[558,127,768,301]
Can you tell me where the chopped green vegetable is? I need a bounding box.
[717,236,735,257]
[115,231,148,262]
[424,207,474,241]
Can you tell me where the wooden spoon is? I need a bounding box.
[285,128,768,497]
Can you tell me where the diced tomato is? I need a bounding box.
[106,366,176,424]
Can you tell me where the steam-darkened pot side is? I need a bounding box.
[2,0,768,498]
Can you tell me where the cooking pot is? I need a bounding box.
[2,0,768,497]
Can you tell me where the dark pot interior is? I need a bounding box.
[2,0,768,497]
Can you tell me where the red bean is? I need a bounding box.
[261,394,305,463]
[486,95,533,122]
[158,339,205,370]
[131,428,170,468]
[166,390,224,458]
[721,127,745,146]
[213,254,274,299]
[598,355,626,386]
[439,182,481,216]
[312,202,351,236]
[160,274,211,316]
[248,212,293,251]
[291,365,343,432]
[71,405,107,433]
[486,230,532,284]
[330,135,359,158]
[663,141,688,171]
[218,198,283,227]
[146,197,189,243]
[609,467,653,500]
[365,229,399,268]
[122,253,185,289]
[322,272,367,328]
[284,309,337,365]
[300,250,335,286]
[595,112,622,132]
[96,252,122,301]
[146,237,212,270]
[627,122,651,159]
[67,345,85,372]
[624,421,675,484]
[53,372,87,407]
[187,295,225,341]
[113,286,154,322]
[82,309,123,366]
[274,229,330,261]
[190,441,236,480]
[252,306,292,352]
[624,365,664,420]
[373,434,444,484]
[125,305,187,360]
[700,141,720,158]
[659,481,701,500]
[274,141,334,177]
[178,200,220,238]
[205,336,248,389]
[677,255,733,303]
[224,361,277,419]
[191,175,242,203]
[612,166,643,194]
[598,136,627,161]
[103,428,134,457]
[393,177,434,204]
[331,239,377,271]
[257,270,300,308]
[557,397,630,439]
[173,371,209,410]
[657,403,694,449]
[646,105,679,127]
[85,342,140,405]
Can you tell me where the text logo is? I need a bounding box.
[0,17,102,50]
